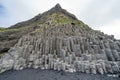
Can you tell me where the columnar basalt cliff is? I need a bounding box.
[0,4,120,74]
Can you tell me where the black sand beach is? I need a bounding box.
[0,69,119,80]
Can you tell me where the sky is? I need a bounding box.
[0,0,120,39]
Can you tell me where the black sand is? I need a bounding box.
[0,69,119,80]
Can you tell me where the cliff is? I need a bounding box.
[0,4,120,74]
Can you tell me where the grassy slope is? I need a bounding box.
[50,13,85,26]
[0,27,6,32]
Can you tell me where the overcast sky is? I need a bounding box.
[0,0,120,39]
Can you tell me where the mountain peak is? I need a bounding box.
[10,3,79,28]
[54,3,61,9]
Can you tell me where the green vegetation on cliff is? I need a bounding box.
[0,27,6,32]
[51,13,84,26]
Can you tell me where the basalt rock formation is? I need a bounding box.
[0,3,79,54]
[0,4,120,74]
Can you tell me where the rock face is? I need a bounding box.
[0,3,79,54]
[0,4,120,74]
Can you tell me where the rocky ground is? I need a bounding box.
[0,69,120,80]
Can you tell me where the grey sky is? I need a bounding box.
[0,0,120,39]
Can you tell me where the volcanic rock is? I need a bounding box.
[0,4,120,74]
